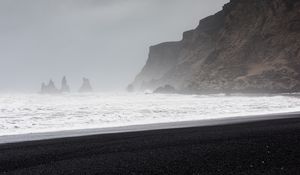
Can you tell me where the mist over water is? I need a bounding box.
[0,0,229,92]
[3,0,295,138]
[1,93,300,136]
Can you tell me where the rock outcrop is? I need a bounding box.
[131,0,300,94]
[60,76,70,93]
[79,78,93,93]
[41,79,60,94]
[40,77,71,94]
[154,85,177,94]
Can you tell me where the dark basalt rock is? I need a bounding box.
[79,78,93,93]
[60,76,70,93]
[154,85,177,94]
[131,0,300,94]
[41,79,60,94]
[40,77,71,94]
[40,77,94,94]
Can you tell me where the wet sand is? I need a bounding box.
[0,113,300,174]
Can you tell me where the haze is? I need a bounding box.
[0,0,229,92]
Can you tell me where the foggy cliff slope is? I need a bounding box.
[131,0,300,93]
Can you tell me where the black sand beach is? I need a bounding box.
[0,114,300,175]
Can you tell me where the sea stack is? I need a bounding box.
[79,78,93,93]
[41,79,60,94]
[60,76,70,93]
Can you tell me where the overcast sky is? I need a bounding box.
[0,0,229,92]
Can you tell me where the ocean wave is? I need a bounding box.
[1,93,300,136]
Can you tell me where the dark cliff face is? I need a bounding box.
[131,0,300,93]
[132,42,182,90]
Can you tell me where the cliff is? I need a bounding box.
[131,0,300,94]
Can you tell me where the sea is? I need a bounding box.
[1,92,300,136]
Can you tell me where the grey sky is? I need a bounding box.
[0,0,229,92]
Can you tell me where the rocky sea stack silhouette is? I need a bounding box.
[130,0,300,94]
[41,79,60,94]
[60,76,70,93]
[40,76,73,94]
[40,77,93,94]
[79,78,93,93]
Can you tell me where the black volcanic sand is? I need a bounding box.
[1,115,300,175]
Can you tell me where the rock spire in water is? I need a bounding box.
[79,78,93,93]
[60,76,70,93]
[41,79,60,94]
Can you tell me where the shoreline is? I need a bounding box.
[0,113,300,175]
[0,113,300,174]
[1,111,300,144]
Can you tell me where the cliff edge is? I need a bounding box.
[131,0,300,94]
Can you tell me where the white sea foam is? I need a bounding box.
[0,93,300,136]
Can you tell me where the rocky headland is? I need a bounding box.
[130,0,300,94]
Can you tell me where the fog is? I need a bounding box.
[0,0,229,92]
